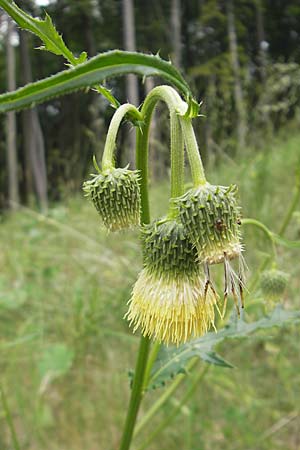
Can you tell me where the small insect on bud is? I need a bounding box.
[174,183,246,317]
[83,167,141,231]
[125,219,220,345]
[260,269,289,303]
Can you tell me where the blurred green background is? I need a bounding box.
[0,1,300,449]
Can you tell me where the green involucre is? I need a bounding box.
[141,219,199,278]
[174,183,242,264]
[260,269,289,301]
[83,167,140,231]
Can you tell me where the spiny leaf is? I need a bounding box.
[0,50,196,114]
[0,0,86,65]
[148,306,300,388]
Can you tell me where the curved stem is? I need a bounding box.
[140,85,186,205]
[102,103,142,170]
[242,218,277,260]
[179,117,206,186]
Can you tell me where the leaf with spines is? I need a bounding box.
[0,0,86,65]
[0,50,197,114]
[146,306,300,389]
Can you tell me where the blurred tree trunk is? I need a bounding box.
[255,0,267,83]
[226,0,247,150]
[5,16,19,209]
[122,0,139,168]
[19,30,48,211]
[204,75,216,164]
[171,0,182,68]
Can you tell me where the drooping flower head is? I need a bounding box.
[260,268,289,303]
[174,182,245,316]
[125,219,220,345]
[83,167,140,231]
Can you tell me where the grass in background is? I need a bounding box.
[0,130,300,450]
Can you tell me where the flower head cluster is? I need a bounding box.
[83,167,140,231]
[125,219,219,345]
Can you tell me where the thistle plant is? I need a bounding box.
[1,3,300,450]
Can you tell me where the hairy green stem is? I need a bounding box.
[242,218,277,260]
[102,103,142,170]
[136,365,210,450]
[134,357,198,437]
[179,117,207,186]
[142,341,161,391]
[118,119,152,450]
[140,85,186,203]
[170,110,184,199]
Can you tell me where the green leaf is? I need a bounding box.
[0,0,85,65]
[0,50,196,114]
[149,306,300,388]
[38,344,74,387]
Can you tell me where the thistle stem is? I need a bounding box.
[119,86,189,450]
[118,119,152,450]
[179,117,207,186]
[142,341,161,391]
[102,103,142,171]
[140,85,186,203]
[170,111,184,199]
[136,365,210,450]
[119,336,150,450]
[241,218,277,260]
[279,172,300,236]
[134,357,198,437]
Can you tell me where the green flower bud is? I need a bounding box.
[83,167,140,231]
[125,219,220,345]
[174,182,243,264]
[260,269,289,302]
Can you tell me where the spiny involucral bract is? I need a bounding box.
[174,183,243,263]
[82,167,140,231]
[125,219,220,346]
[174,183,246,316]
[260,269,289,302]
